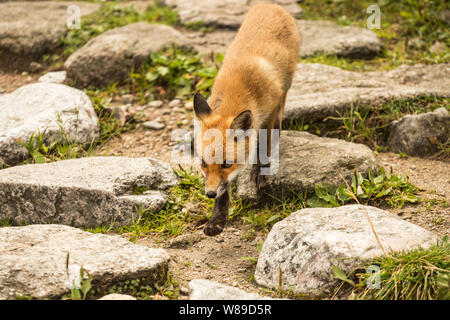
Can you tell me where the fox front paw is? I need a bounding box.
[203,220,225,236]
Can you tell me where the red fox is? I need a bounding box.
[193,3,300,236]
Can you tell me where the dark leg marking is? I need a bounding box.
[204,185,230,236]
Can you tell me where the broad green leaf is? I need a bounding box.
[145,71,159,82]
[156,66,169,76]
[332,266,355,286]
[375,187,392,198]
[33,151,46,164]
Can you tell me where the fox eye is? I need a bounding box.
[201,159,207,168]
[222,162,233,169]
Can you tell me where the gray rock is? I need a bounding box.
[189,279,272,300]
[388,108,450,157]
[98,294,137,300]
[298,20,382,58]
[284,63,450,123]
[0,83,99,166]
[0,1,100,66]
[236,131,379,202]
[107,105,128,127]
[0,157,177,227]
[38,71,67,84]
[0,224,169,300]
[255,205,438,297]
[142,121,165,130]
[189,19,382,59]
[65,22,192,86]
[164,0,303,29]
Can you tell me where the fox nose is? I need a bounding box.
[206,191,217,199]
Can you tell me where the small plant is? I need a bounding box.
[103,270,179,300]
[16,131,53,164]
[128,47,222,100]
[63,253,93,300]
[17,130,97,165]
[307,167,419,208]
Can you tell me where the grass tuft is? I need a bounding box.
[349,237,450,300]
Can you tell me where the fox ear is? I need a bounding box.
[193,93,212,119]
[230,110,253,131]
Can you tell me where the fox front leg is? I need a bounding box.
[204,184,230,236]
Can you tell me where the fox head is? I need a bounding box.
[193,93,256,199]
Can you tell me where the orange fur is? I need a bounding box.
[196,3,300,194]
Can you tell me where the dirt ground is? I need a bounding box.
[0,71,40,93]
[2,71,448,299]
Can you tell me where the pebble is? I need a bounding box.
[162,110,170,115]
[179,287,189,295]
[148,100,163,108]
[121,94,134,104]
[29,61,43,73]
[429,41,446,53]
[142,120,165,130]
[169,99,183,108]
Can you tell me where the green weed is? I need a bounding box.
[308,167,419,209]
[128,47,222,101]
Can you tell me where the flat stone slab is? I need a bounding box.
[0,157,177,227]
[0,224,169,299]
[255,205,438,297]
[188,19,382,59]
[284,63,450,123]
[298,20,382,58]
[189,279,272,300]
[236,131,379,202]
[0,1,100,66]
[65,22,193,86]
[0,83,99,166]
[388,107,450,157]
[163,0,303,29]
